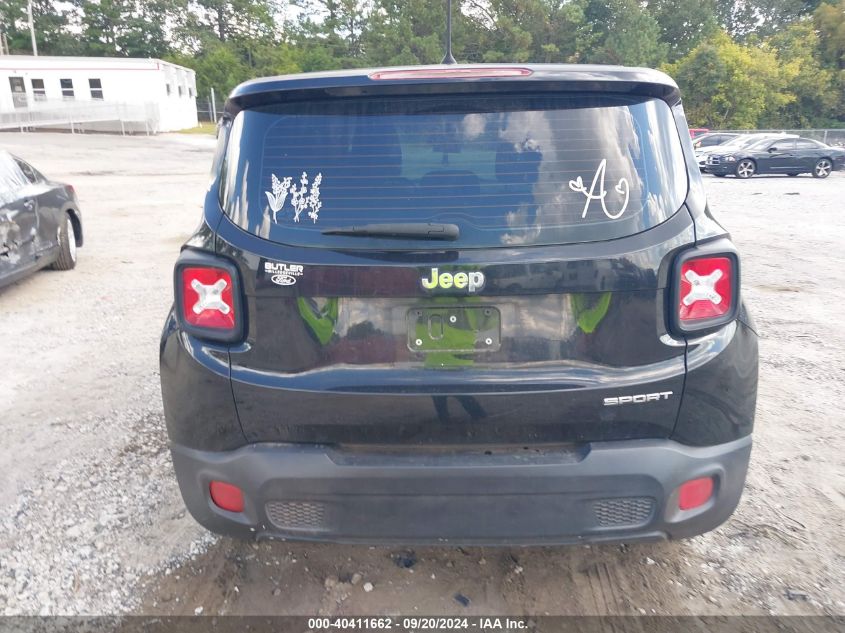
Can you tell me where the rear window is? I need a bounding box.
[221,94,687,248]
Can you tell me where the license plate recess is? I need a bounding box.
[407,306,501,353]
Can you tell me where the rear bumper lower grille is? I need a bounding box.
[266,501,325,530]
[592,497,655,527]
[265,497,656,532]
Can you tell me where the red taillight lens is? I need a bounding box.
[679,257,733,322]
[369,67,533,80]
[209,481,244,513]
[678,477,714,511]
[181,266,236,330]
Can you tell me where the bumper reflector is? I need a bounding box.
[210,481,244,513]
[678,477,714,510]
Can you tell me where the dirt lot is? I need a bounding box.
[1,132,843,617]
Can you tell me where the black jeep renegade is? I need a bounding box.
[160,64,758,545]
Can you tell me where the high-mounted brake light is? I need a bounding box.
[678,257,733,322]
[180,266,236,330]
[369,67,533,81]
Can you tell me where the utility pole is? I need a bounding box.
[27,0,38,56]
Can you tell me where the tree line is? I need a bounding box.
[2,0,844,128]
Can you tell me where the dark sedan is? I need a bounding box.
[692,132,739,150]
[706,136,845,178]
[0,150,82,288]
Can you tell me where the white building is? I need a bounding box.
[0,55,199,133]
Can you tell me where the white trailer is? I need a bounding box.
[0,55,199,133]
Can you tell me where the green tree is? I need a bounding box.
[173,0,283,79]
[168,43,248,99]
[465,0,593,63]
[0,0,83,54]
[814,1,845,120]
[76,0,176,57]
[585,0,667,66]
[170,0,299,98]
[648,0,719,60]
[664,30,794,127]
[815,0,845,68]
[761,21,839,126]
[361,0,457,65]
[170,37,300,100]
[293,0,372,67]
[715,0,823,38]
[713,0,757,37]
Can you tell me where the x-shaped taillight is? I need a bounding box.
[180,266,237,331]
[682,269,723,306]
[678,256,734,324]
[190,278,231,315]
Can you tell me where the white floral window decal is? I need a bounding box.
[265,174,292,223]
[265,171,323,223]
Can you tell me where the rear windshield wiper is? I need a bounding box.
[321,223,460,241]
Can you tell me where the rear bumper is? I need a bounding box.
[171,435,752,545]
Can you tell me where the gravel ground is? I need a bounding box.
[0,132,843,617]
[0,132,215,615]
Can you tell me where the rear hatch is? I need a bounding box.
[216,82,693,445]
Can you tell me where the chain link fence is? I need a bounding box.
[196,98,215,123]
[196,94,223,124]
[714,129,845,147]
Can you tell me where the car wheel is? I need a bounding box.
[51,212,78,271]
[735,159,755,179]
[812,159,832,179]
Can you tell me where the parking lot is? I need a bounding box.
[1,132,844,617]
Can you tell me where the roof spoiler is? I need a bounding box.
[225,65,681,116]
